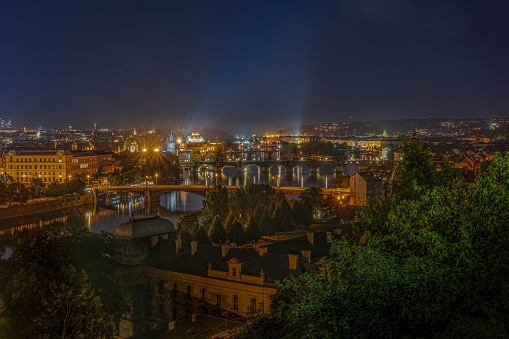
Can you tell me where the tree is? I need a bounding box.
[246,216,261,242]
[208,215,227,244]
[298,187,325,214]
[2,265,114,338]
[226,219,246,245]
[46,181,65,197]
[29,178,46,199]
[202,186,229,229]
[7,182,30,205]
[291,200,313,226]
[259,209,275,236]
[177,213,200,241]
[0,219,124,338]
[194,226,210,244]
[238,149,509,339]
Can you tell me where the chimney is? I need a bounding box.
[151,235,159,247]
[301,250,311,263]
[288,254,298,270]
[306,232,314,245]
[221,244,229,257]
[191,241,198,256]
[258,247,268,256]
[175,238,182,253]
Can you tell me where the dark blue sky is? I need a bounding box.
[1,0,508,132]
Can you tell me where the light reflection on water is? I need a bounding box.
[185,167,337,188]
[0,192,203,259]
[0,170,336,259]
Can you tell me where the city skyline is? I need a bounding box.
[1,0,508,132]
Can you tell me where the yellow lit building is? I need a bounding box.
[6,150,73,184]
[5,150,114,184]
[114,216,336,338]
[69,151,98,177]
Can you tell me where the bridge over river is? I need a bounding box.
[184,159,374,174]
[94,185,350,203]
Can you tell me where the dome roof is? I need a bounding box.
[114,216,175,238]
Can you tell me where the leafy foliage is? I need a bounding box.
[0,217,125,338]
[234,145,509,338]
[208,215,227,244]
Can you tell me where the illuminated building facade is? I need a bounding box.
[5,150,114,184]
[115,217,337,337]
[6,150,73,184]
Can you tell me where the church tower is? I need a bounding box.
[166,131,176,154]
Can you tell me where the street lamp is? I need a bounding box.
[215,173,218,186]
[155,173,158,186]
[87,175,90,186]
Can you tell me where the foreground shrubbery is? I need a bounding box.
[0,174,86,205]
[232,142,509,338]
[0,216,125,338]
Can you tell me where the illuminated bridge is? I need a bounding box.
[94,185,350,203]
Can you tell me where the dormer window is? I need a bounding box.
[228,258,242,278]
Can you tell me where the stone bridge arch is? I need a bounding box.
[317,162,335,173]
[243,163,261,172]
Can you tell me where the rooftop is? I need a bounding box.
[114,216,175,238]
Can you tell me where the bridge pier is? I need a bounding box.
[144,187,151,203]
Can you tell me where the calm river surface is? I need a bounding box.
[0,168,337,259]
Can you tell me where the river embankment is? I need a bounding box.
[0,194,94,223]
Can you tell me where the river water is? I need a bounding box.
[185,166,337,188]
[0,168,338,259]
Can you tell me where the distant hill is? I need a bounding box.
[282,118,491,136]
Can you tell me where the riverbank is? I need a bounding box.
[0,194,94,220]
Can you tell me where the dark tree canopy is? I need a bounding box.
[208,215,227,244]
[232,149,509,338]
[0,217,125,338]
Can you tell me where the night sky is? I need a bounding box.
[1,0,508,132]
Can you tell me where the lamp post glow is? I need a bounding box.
[87,175,90,186]
[155,173,158,186]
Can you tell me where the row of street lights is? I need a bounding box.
[205,173,219,187]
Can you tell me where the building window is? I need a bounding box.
[172,283,178,297]
[172,307,177,320]
[216,293,221,306]
[200,288,205,301]
[232,295,238,310]
[158,280,165,294]
[158,303,165,317]
[186,285,191,299]
[249,298,257,312]
[232,268,237,277]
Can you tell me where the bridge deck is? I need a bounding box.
[96,185,349,197]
